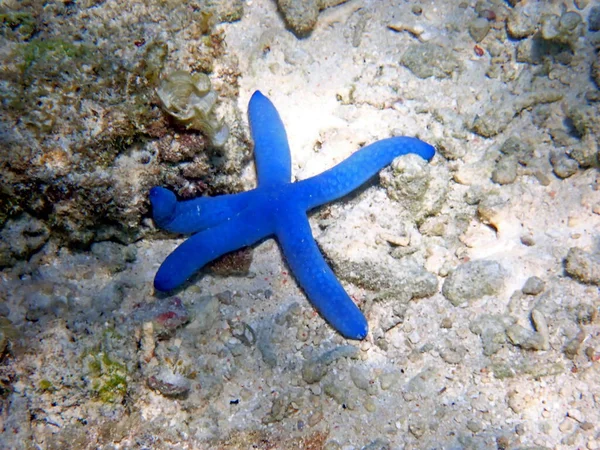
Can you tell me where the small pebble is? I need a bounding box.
[520,234,535,246]
[507,6,538,39]
[466,420,483,433]
[216,290,233,305]
[565,248,600,285]
[469,17,491,43]
[492,157,518,185]
[364,398,377,413]
[147,369,191,397]
[440,317,453,329]
[499,136,533,164]
[580,421,595,431]
[440,345,466,364]
[559,418,576,433]
[479,9,496,21]
[559,11,582,32]
[522,276,545,295]
[308,409,323,427]
[140,322,155,363]
[379,373,396,391]
[551,153,579,179]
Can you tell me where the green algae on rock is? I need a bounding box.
[86,352,129,404]
[0,0,246,250]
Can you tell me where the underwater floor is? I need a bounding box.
[1,0,599,448]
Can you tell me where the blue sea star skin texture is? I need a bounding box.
[150,90,435,340]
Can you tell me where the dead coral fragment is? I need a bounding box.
[157,71,229,147]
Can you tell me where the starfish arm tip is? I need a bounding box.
[150,186,177,228]
[339,316,369,340]
[276,210,369,340]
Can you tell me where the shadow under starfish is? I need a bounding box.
[150,91,435,340]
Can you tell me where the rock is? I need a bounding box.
[24,282,73,321]
[506,310,549,351]
[263,390,305,423]
[571,303,597,325]
[440,317,453,329]
[147,369,191,397]
[520,234,535,246]
[560,11,583,32]
[565,248,600,285]
[540,11,583,46]
[208,0,244,22]
[522,276,545,295]
[570,136,599,168]
[469,17,491,42]
[589,6,600,32]
[400,43,461,79]
[472,106,515,137]
[492,156,518,185]
[350,366,376,394]
[320,184,440,308]
[550,153,579,179]
[302,345,359,384]
[466,420,483,433]
[563,332,584,359]
[470,314,516,356]
[477,195,507,230]
[499,137,534,165]
[506,3,539,39]
[585,90,600,103]
[276,0,350,37]
[472,91,563,137]
[380,153,448,222]
[0,317,17,357]
[379,372,400,391]
[150,297,190,338]
[186,295,220,334]
[442,260,506,306]
[564,105,600,167]
[323,381,357,409]
[257,323,277,368]
[0,214,49,268]
[91,241,137,273]
[439,342,467,364]
[277,0,319,37]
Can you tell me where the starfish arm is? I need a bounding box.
[154,209,274,291]
[150,187,259,234]
[295,136,435,210]
[248,91,292,187]
[275,207,368,340]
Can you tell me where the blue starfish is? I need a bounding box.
[150,91,435,340]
